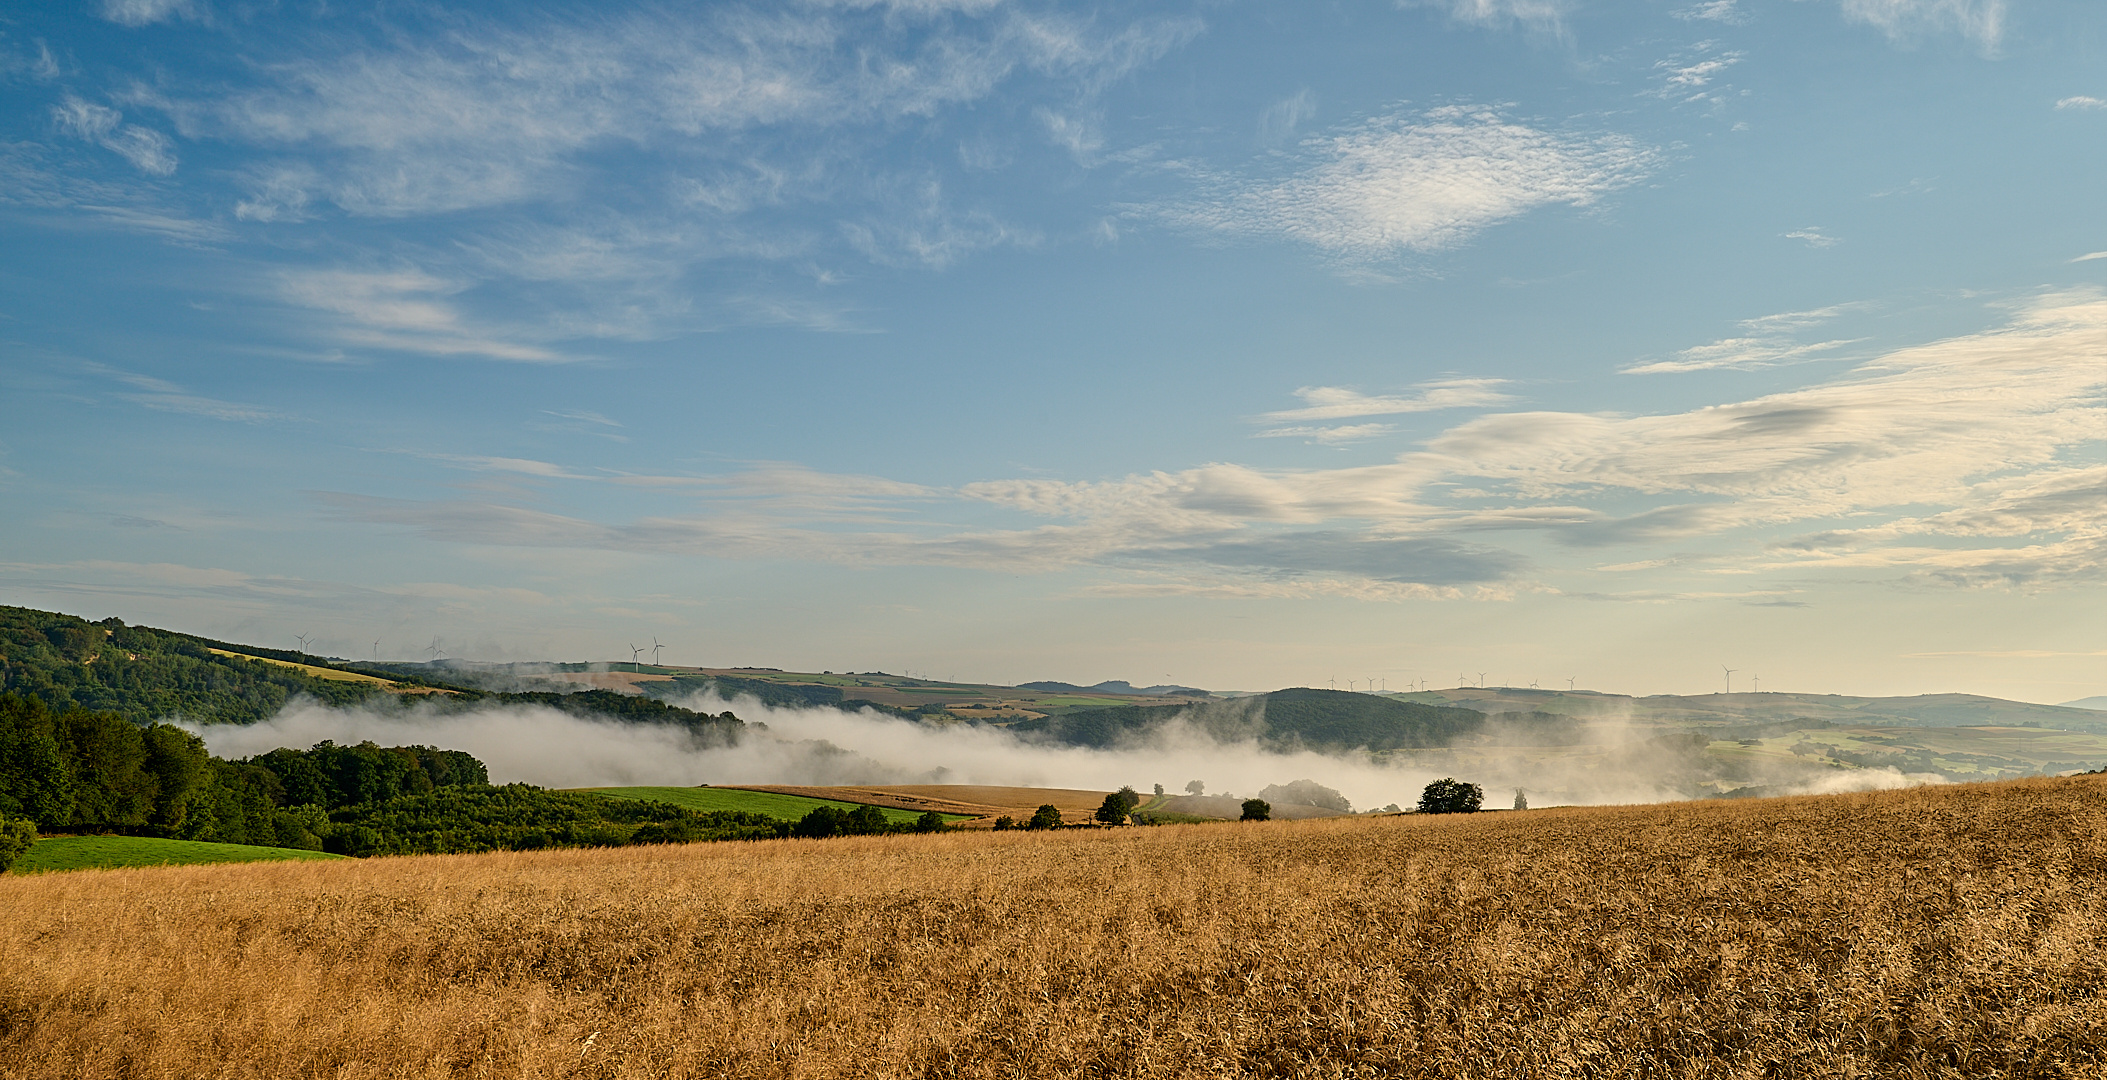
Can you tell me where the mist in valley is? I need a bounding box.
[193,688,1945,812]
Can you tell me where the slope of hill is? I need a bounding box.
[1007,688,1490,751]
[13,836,347,873]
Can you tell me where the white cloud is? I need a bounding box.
[1651,50,1743,106]
[1257,89,1318,146]
[275,268,565,362]
[197,6,1197,217]
[1785,226,1838,248]
[1403,0,1569,33]
[1161,106,1656,263]
[99,0,203,27]
[1675,1,1749,23]
[2057,96,2107,111]
[1831,0,2006,50]
[51,95,178,176]
[1253,423,1398,444]
[2074,252,2107,263]
[1260,379,1514,422]
[1622,336,1858,375]
[93,367,293,423]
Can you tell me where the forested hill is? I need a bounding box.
[0,605,744,739]
[1008,688,1491,751]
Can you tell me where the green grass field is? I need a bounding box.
[13,836,347,874]
[579,786,970,825]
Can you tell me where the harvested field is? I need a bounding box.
[723,783,1111,825]
[4,776,2107,1078]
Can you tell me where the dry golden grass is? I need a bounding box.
[6,776,2107,1078]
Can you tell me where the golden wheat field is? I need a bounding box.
[6,776,2107,1079]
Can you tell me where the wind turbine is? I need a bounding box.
[372,640,381,662]
[1477,672,1488,688]
[426,637,442,662]
[295,632,312,655]
[1753,674,1762,693]
[1529,678,1539,690]
[629,644,644,672]
[652,638,665,667]
[1722,665,1735,694]
[1566,675,1577,691]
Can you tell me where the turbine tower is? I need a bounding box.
[1566,675,1576,691]
[1722,665,1736,694]
[629,644,644,672]
[1753,674,1762,693]
[652,637,664,667]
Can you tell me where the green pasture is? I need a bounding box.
[579,786,970,825]
[14,836,347,874]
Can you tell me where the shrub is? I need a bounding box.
[914,810,948,833]
[0,815,35,872]
[1419,778,1483,814]
[1027,804,1063,830]
[991,816,1016,831]
[1240,799,1270,822]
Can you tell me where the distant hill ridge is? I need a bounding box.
[1018,680,1213,697]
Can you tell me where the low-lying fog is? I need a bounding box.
[193,690,1944,811]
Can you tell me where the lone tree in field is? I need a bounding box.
[1513,788,1528,811]
[1185,780,1204,796]
[1153,783,1165,797]
[1027,804,1064,830]
[1240,798,1270,822]
[1095,786,1142,825]
[914,810,948,833]
[1418,778,1483,814]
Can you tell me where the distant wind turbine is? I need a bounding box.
[652,638,664,667]
[1722,665,1736,694]
[295,632,312,655]
[1566,675,1576,691]
[1753,674,1761,692]
[372,640,381,662]
[426,637,442,661]
[629,644,644,672]
[1477,672,1488,688]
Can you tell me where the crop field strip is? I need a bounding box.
[578,786,973,825]
[3,775,2104,1078]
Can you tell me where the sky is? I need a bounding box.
[3,0,2106,703]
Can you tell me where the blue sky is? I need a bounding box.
[5,0,2107,701]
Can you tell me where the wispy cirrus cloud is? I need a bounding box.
[92,367,294,423]
[1831,0,2006,50]
[1157,106,1656,265]
[51,95,178,176]
[2057,96,2107,111]
[275,268,566,363]
[1260,380,1513,422]
[1401,0,1569,34]
[1621,305,1866,376]
[1675,1,1749,24]
[98,0,204,28]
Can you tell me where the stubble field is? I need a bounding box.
[3,776,2105,1078]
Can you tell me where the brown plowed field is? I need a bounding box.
[721,784,1110,825]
